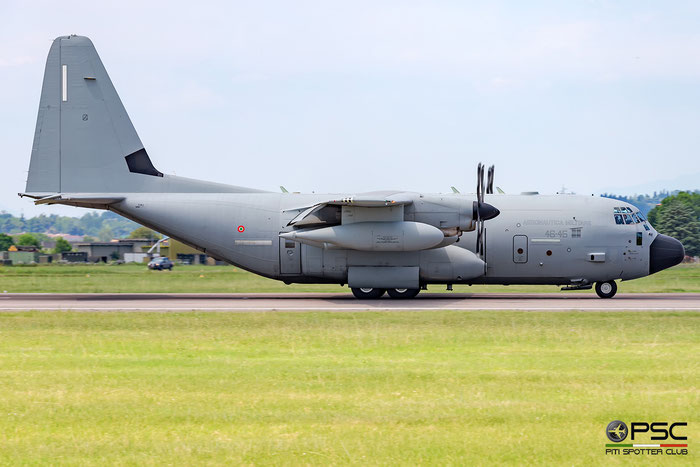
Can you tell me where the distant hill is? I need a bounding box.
[597,172,700,197]
[0,211,139,238]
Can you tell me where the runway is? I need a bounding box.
[0,293,698,311]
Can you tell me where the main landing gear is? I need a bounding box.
[350,288,421,299]
[386,288,420,299]
[595,281,617,299]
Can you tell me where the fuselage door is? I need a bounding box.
[513,235,528,263]
[279,237,301,274]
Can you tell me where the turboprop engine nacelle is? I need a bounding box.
[405,196,499,234]
[407,196,476,232]
[280,221,444,251]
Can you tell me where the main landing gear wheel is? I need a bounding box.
[595,281,617,299]
[386,288,420,299]
[351,287,386,299]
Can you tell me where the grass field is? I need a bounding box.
[0,310,697,465]
[1,263,698,294]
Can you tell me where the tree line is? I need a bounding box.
[647,191,700,257]
[0,211,138,239]
[0,226,161,254]
[0,233,72,254]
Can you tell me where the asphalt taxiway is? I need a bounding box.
[0,293,698,311]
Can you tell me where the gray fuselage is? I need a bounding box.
[110,192,655,287]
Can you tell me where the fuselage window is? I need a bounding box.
[614,214,624,225]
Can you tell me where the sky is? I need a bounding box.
[2,0,700,218]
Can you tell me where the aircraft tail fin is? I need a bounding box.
[25,35,260,197]
[26,35,162,194]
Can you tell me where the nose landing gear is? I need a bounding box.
[595,281,617,299]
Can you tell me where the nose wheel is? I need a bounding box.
[595,281,617,299]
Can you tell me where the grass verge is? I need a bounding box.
[0,310,697,464]
[0,263,698,294]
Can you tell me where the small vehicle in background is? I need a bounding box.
[148,256,174,270]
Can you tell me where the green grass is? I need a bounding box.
[0,263,698,294]
[0,310,697,465]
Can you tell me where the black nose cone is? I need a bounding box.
[649,234,685,274]
[478,202,500,221]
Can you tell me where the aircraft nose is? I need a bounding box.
[649,234,685,274]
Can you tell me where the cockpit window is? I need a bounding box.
[613,207,649,226]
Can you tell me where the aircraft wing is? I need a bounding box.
[285,193,414,226]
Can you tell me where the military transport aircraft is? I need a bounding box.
[20,36,685,299]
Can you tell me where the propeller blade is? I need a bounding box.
[475,219,485,255]
[476,163,482,203]
[486,165,494,194]
[478,163,485,205]
[478,221,485,255]
[476,227,481,255]
[474,163,498,256]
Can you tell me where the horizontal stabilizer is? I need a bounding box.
[20,192,125,208]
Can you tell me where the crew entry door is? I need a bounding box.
[513,235,528,263]
[279,237,301,274]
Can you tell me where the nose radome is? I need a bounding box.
[649,234,685,274]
